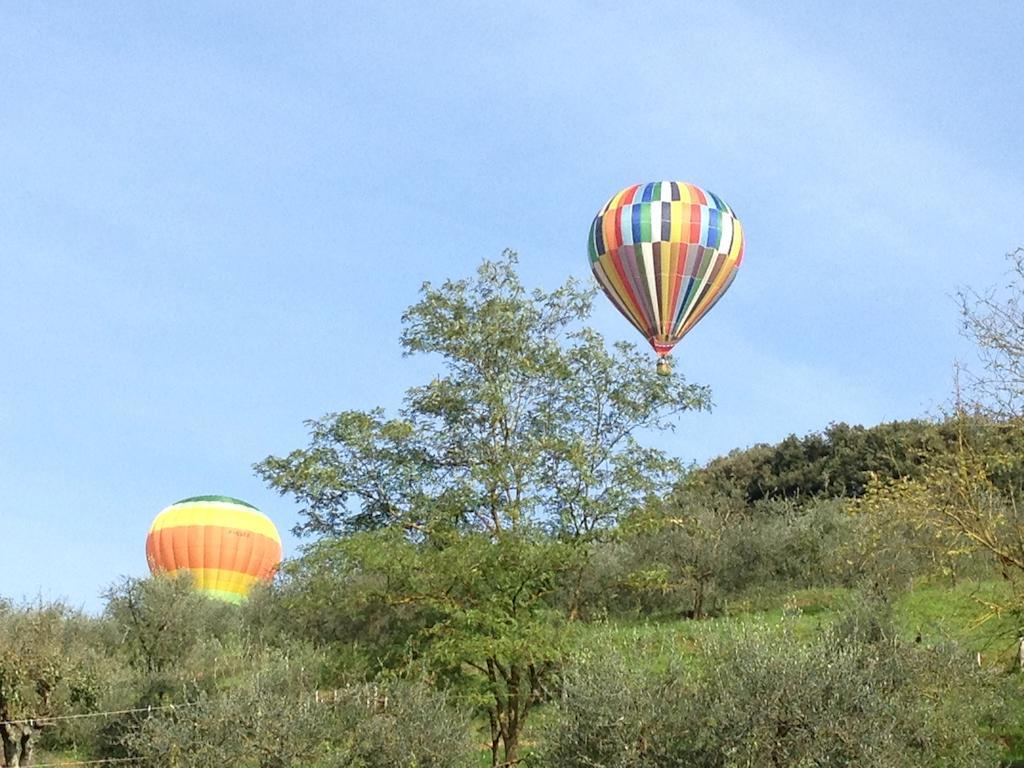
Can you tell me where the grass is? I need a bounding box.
[578,580,1022,666]
[897,578,1021,658]
[570,585,852,669]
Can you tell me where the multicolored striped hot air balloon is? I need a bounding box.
[588,181,744,374]
[146,495,282,604]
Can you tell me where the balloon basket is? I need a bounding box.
[656,358,671,376]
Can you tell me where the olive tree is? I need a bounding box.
[126,651,475,768]
[543,596,1006,768]
[0,602,106,767]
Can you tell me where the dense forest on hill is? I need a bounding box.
[695,416,1024,504]
[4,252,1024,767]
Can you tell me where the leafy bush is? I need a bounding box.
[604,494,852,620]
[0,601,115,765]
[542,595,1006,767]
[326,680,477,768]
[124,650,476,768]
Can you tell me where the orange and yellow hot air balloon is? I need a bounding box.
[146,495,282,604]
[588,181,744,374]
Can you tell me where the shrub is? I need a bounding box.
[542,595,1005,767]
[124,652,476,768]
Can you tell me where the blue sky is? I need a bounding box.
[2,1,1022,611]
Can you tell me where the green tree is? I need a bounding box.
[126,648,331,768]
[0,602,105,767]
[324,679,476,768]
[621,486,848,618]
[620,483,748,619]
[103,575,243,680]
[697,419,951,505]
[95,575,257,764]
[129,655,474,768]
[256,252,710,766]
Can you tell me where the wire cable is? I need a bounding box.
[0,702,195,728]
[30,758,142,767]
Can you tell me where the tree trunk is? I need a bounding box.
[18,729,33,767]
[503,666,521,766]
[692,579,706,620]
[2,723,21,767]
[0,723,41,767]
[567,555,590,621]
[488,709,500,768]
[567,571,583,621]
[502,730,520,767]
[485,659,531,767]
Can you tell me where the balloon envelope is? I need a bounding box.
[588,181,744,358]
[146,495,282,604]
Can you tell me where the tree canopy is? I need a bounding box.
[256,252,712,766]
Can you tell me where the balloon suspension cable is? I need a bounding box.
[656,357,672,376]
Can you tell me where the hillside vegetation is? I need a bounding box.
[5,251,1024,767]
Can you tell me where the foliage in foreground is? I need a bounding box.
[543,595,1010,768]
[124,655,476,768]
[0,601,116,767]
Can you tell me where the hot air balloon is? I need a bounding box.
[588,181,744,374]
[146,495,282,604]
